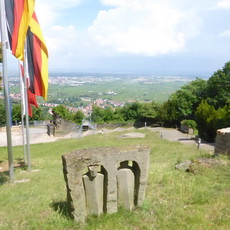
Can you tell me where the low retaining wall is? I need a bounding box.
[0,125,22,133]
[62,145,150,222]
[215,127,230,155]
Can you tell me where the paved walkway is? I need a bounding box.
[0,127,67,147]
[146,127,215,152]
[0,126,215,152]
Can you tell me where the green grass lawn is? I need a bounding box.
[0,129,230,230]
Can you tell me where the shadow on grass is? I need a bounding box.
[15,158,27,170]
[50,201,73,219]
[0,158,27,185]
[0,171,9,185]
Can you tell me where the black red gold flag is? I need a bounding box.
[4,0,35,60]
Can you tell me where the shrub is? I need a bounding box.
[195,100,228,142]
[181,120,197,130]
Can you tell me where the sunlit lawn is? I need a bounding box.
[0,129,229,230]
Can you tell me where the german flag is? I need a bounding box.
[27,87,38,117]
[5,0,48,101]
[20,63,38,117]
[26,12,49,100]
[4,0,35,61]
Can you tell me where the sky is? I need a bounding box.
[7,0,230,76]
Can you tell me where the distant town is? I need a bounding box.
[0,92,125,116]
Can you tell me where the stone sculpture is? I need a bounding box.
[62,145,150,222]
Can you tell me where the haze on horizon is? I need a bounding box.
[6,0,230,77]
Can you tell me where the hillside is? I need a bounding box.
[0,129,229,229]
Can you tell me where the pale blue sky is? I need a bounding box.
[8,0,230,76]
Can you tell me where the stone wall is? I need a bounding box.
[215,127,230,155]
[62,145,150,222]
[180,124,193,134]
[52,118,77,136]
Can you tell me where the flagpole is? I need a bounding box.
[18,62,26,164]
[23,42,31,171]
[21,112,27,164]
[24,79,31,171]
[0,0,14,181]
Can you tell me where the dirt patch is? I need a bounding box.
[117,132,146,139]
[194,158,227,166]
[175,157,227,173]
[0,160,25,173]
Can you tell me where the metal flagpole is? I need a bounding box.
[0,0,14,181]
[23,42,31,171]
[18,62,27,164]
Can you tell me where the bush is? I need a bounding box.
[181,120,197,130]
[195,100,228,142]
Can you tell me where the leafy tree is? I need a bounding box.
[170,78,207,118]
[29,106,47,121]
[0,42,2,63]
[52,105,72,121]
[12,104,21,123]
[206,61,230,108]
[0,43,2,90]
[91,102,161,125]
[138,101,160,123]
[158,99,181,126]
[181,119,197,130]
[91,105,105,123]
[195,100,227,142]
[0,103,5,125]
[73,110,84,124]
[113,108,125,122]
[158,78,207,127]
[41,106,52,120]
[0,76,2,91]
[120,101,142,121]
[103,107,115,122]
[11,104,46,123]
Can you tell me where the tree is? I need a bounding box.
[29,106,47,121]
[170,78,207,119]
[195,100,227,142]
[138,101,160,124]
[91,105,105,123]
[120,102,142,121]
[52,105,72,121]
[0,42,2,91]
[158,78,207,127]
[206,61,230,108]
[73,110,84,124]
[12,104,21,123]
[103,107,115,122]
[11,104,46,123]
[181,119,197,130]
[113,108,125,122]
[0,76,2,91]
[0,103,5,125]
[0,42,2,63]
[158,99,181,126]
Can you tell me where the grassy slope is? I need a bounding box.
[0,129,229,230]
